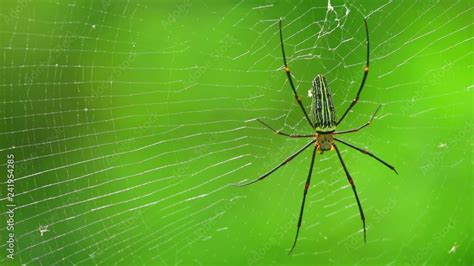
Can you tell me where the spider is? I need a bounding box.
[233,18,397,254]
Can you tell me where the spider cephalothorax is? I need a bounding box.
[234,18,397,254]
[315,133,334,152]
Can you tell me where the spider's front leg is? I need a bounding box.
[333,144,367,243]
[232,139,315,187]
[334,138,398,174]
[289,146,317,254]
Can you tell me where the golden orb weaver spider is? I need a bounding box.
[233,18,397,254]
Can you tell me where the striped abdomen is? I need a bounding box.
[311,75,336,132]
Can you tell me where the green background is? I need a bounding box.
[0,0,472,265]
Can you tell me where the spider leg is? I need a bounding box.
[257,119,314,138]
[335,105,381,135]
[337,19,370,126]
[333,144,366,243]
[279,19,315,129]
[334,138,398,174]
[289,146,317,254]
[232,139,315,187]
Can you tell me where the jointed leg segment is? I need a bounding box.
[279,19,315,129]
[335,105,381,135]
[257,119,314,138]
[337,19,370,126]
[289,146,317,254]
[335,138,398,174]
[232,139,315,187]
[333,144,366,243]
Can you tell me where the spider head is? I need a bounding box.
[316,133,334,153]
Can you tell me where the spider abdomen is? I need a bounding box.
[311,75,336,132]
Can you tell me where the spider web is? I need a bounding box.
[0,0,471,265]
